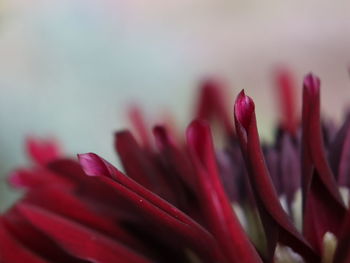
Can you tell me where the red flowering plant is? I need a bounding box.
[0,71,349,263]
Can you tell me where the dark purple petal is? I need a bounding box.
[333,209,350,263]
[279,134,301,206]
[329,114,350,187]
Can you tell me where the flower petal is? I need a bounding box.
[78,153,224,263]
[23,187,143,251]
[329,114,350,187]
[301,73,347,252]
[274,68,298,134]
[127,105,152,148]
[333,209,350,263]
[18,203,152,263]
[8,167,74,191]
[187,120,262,263]
[194,79,233,134]
[234,90,319,262]
[0,218,48,263]
[115,130,176,203]
[26,137,62,165]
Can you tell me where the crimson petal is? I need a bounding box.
[234,90,318,262]
[274,68,298,135]
[78,153,224,263]
[8,167,74,191]
[194,79,233,134]
[301,74,347,252]
[0,218,48,263]
[18,203,152,263]
[187,120,262,263]
[115,130,176,203]
[22,187,143,251]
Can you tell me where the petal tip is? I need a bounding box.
[77,153,102,177]
[303,73,320,94]
[234,90,255,129]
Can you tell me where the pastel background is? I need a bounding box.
[1,0,350,211]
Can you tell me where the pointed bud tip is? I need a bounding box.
[303,73,320,95]
[234,90,255,129]
[77,153,102,177]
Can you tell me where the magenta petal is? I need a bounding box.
[301,73,347,252]
[187,120,262,263]
[18,203,152,263]
[234,90,319,262]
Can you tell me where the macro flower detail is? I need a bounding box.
[1,71,350,263]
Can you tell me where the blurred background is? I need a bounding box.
[1,0,350,211]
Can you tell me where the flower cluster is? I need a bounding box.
[0,71,349,263]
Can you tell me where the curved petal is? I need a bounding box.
[301,74,347,252]
[18,204,152,263]
[234,90,318,262]
[187,120,262,263]
[0,219,48,263]
[78,153,224,263]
